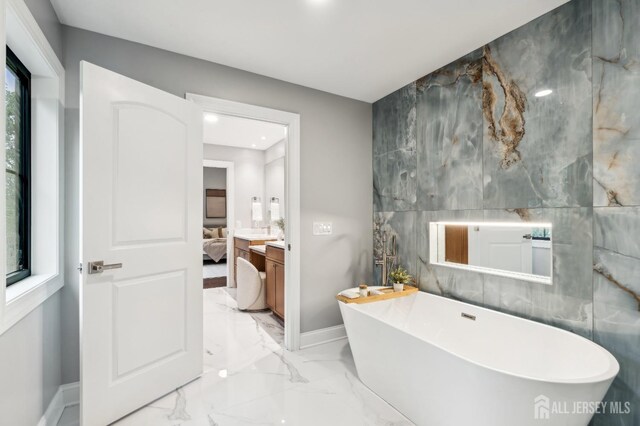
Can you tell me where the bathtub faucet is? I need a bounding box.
[375,232,397,286]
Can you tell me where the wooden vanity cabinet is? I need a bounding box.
[234,237,270,285]
[265,259,277,310]
[266,245,285,320]
[275,262,285,318]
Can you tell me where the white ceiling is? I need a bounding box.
[51,0,568,102]
[203,113,286,150]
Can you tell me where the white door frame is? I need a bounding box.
[203,160,235,284]
[187,93,301,351]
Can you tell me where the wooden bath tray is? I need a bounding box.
[336,285,418,304]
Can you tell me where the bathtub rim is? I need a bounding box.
[339,291,619,386]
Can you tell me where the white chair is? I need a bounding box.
[236,257,267,311]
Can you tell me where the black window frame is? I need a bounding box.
[5,46,31,286]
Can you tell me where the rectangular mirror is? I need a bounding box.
[429,222,553,285]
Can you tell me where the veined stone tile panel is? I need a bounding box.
[593,0,640,207]
[373,82,418,212]
[416,49,483,211]
[372,82,416,156]
[373,211,417,286]
[373,149,417,212]
[482,0,592,209]
[593,207,640,426]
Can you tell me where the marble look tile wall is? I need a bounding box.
[593,208,640,426]
[372,0,639,424]
[416,49,483,211]
[593,0,640,207]
[373,83,417,212]
[483,0,592,209]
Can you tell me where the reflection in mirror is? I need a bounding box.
[429,222,553,284]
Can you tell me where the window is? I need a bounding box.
[5,47,30,286]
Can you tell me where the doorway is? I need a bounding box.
[202,160,235,288]
[188,93,301,351]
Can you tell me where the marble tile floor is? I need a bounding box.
[58,288,412,426]
[224,287,285,345]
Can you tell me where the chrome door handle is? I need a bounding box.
[522,234,532,240]
[88,261,123,274]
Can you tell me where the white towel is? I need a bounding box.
[251,201,263,222]
[338,288,360,299]
[270,202,280,221]
[338,286,389,299]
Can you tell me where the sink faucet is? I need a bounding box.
[375,232,397,286]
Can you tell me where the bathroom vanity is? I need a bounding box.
[265,241,286,320]
[233,235,277,286]
[236,236,286,319]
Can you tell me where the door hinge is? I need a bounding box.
[77,263,83,274]
[288,244,291,251]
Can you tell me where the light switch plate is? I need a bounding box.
[313,222,332,236]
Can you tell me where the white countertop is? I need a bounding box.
[266,241,285,249]
[234,234,278,242]
[250,245,266,255]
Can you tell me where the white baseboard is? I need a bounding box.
[300,324,347,349]
[38,382,79,426]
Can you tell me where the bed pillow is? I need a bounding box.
[203,227,216,239]
[221,227,227,238]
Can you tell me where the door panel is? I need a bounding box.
[112,104,187,245]
[113,271,186,378]
[80,61,203,426]
[468,226,533,274]
[266,259,276,309]
[275,263,285,318]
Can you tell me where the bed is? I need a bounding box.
[203,227,227,262]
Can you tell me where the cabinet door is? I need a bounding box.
[233,249,238,285]
[275,263,285,319]
[265,259,276,310]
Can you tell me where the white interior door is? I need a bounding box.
[80,61,203,426]
[468,226,533,274]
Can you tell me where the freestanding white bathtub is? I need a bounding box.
[339,292,619,426]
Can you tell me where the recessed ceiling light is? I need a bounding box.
[252,144,257,148]
[261,136,267,140]
[204,113,219,123]
[534,89,553,97]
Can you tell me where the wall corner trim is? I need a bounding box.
[37,382,80,426]
[300,324,347,349]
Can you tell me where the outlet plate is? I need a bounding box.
[313,222,332,236]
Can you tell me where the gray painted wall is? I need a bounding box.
[0,293,62,425]
[23,0,62,59]
[372,1,638,425]
[265,157,285,221]
[0,0,63,423]
[62,25,373,383]
[204,144,265,228]
[203,167,227,227]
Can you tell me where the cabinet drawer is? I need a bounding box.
[266,245,285,264]
[235,247,249,259]
[234,237,250,251]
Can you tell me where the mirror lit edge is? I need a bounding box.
[428,221,553,286]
